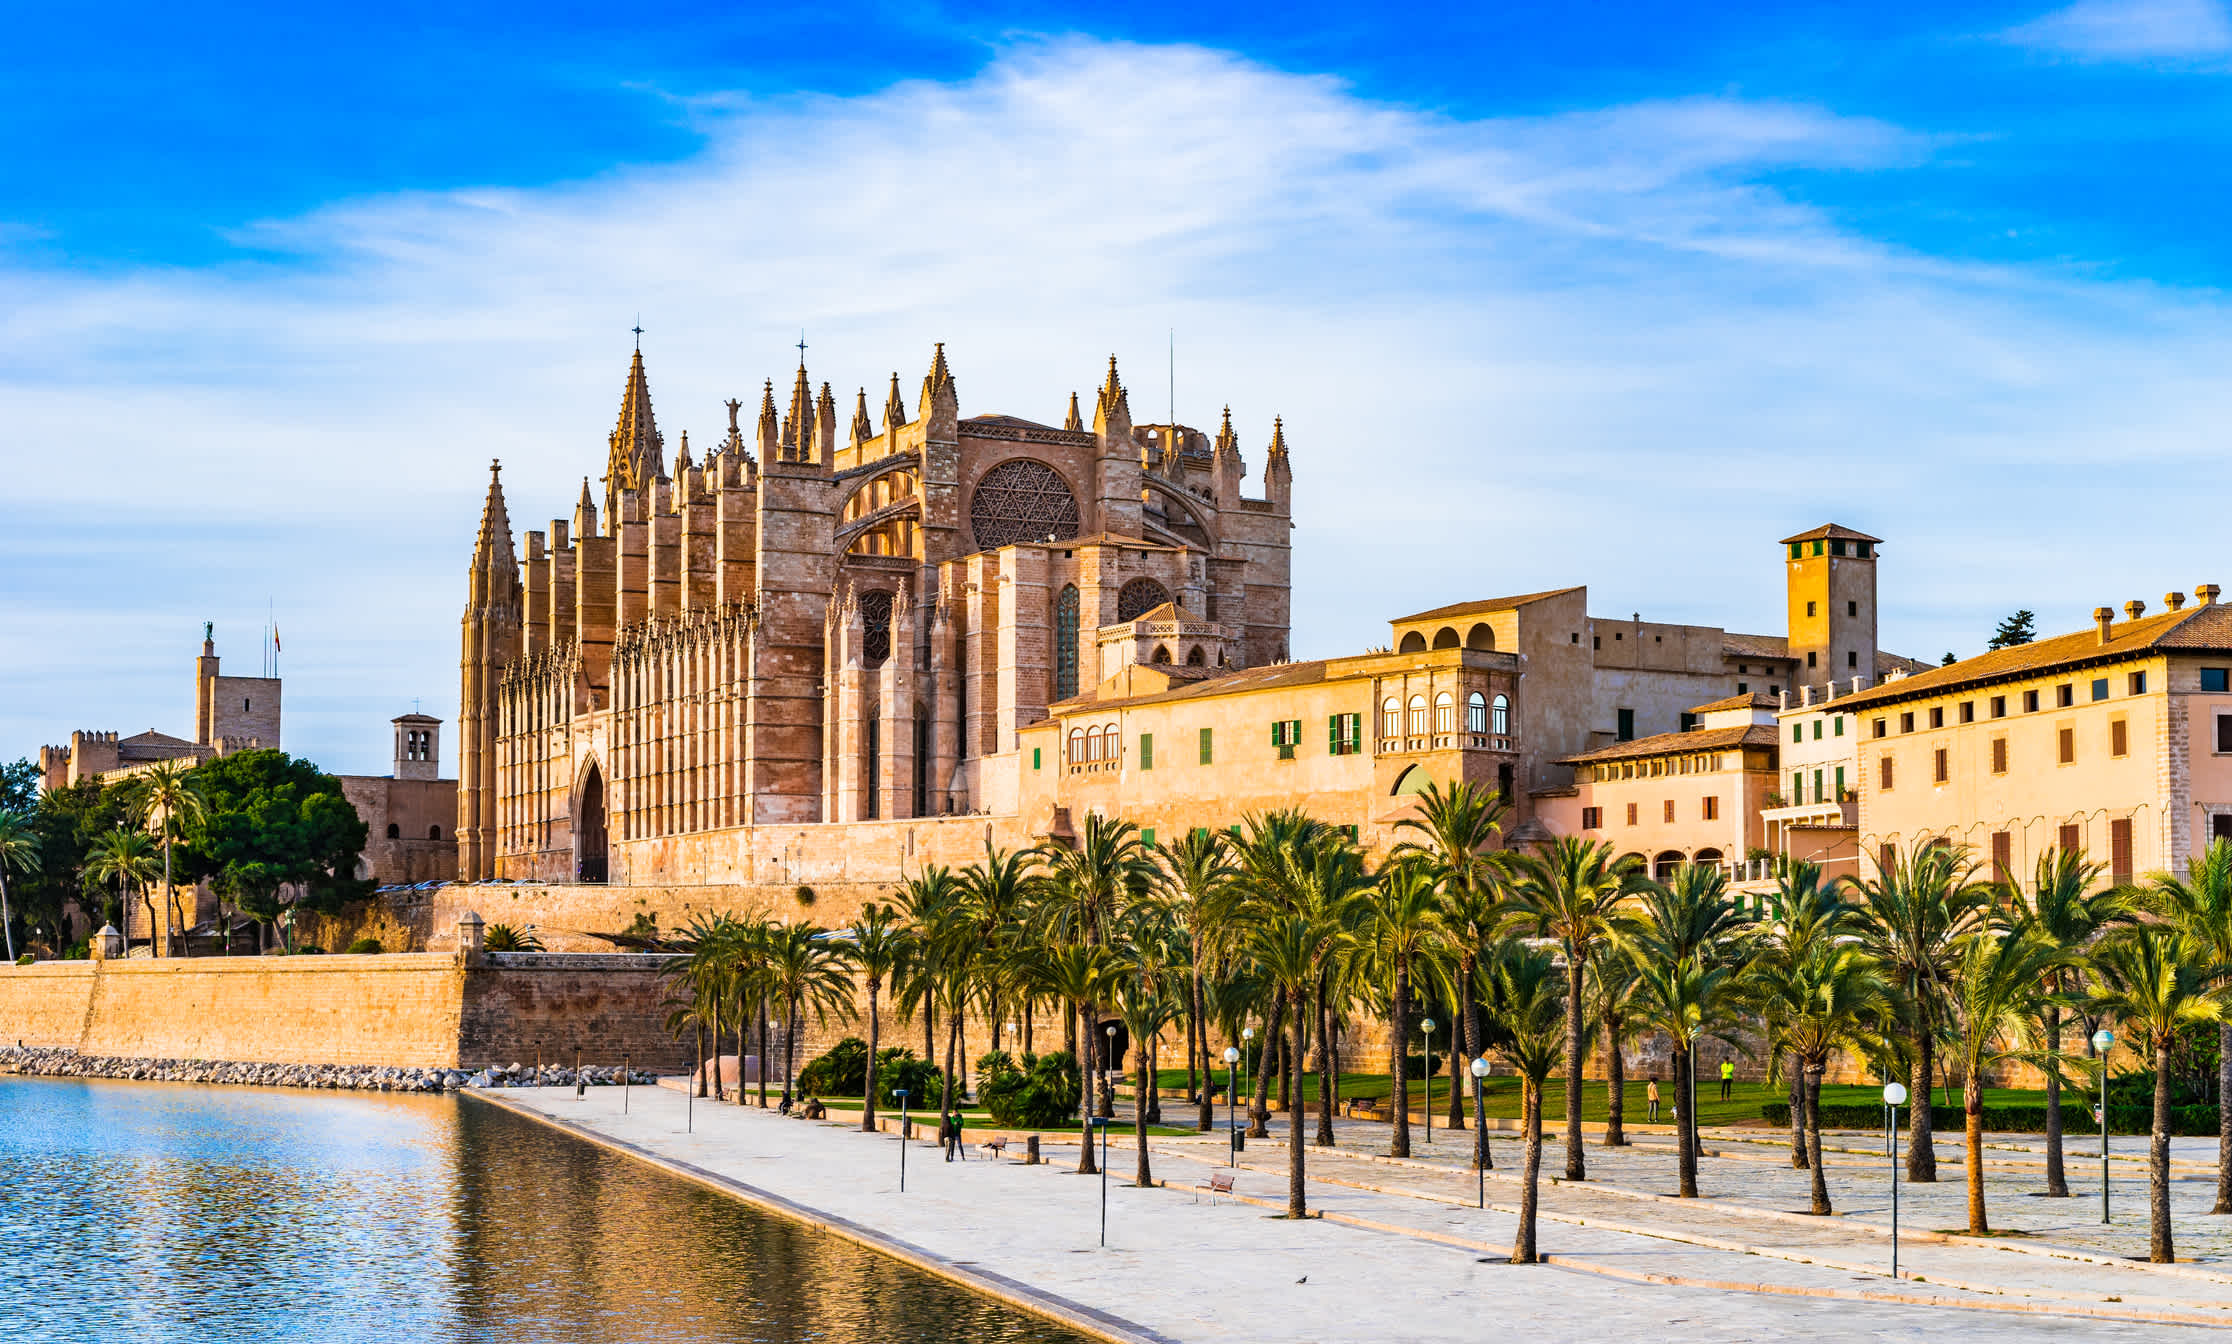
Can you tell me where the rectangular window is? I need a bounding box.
[1792,772,1803,803]
[2216,814,2232,843]
[1703,796,1719,821]
[1879,843,1896,877]
[2058,822,2081,856]
[2056,684,2074,708]
[2058,727,2075,764]
[1873,718,1887,738]
[1991,831,2012,885]
[1990,695,2006,718]
[1929,707,1944,729]
[1199,727,1213,765]
[1806,600,1817,617]
[1834,765,1846,799]
[1270,720,1300,760]
[1959,701,1974,724]
[1848,601,1859,617]
[1192,827,1211,846]
[1679,712,1699,732]
[1932,748,1948,784]
[1991,736,2007,774]
[1812,768,1824,802]
[2205,668,2231,694]
[1879,754,1894,791]
[1663,799,1676,823]
[1812,719,1823,741]
[2110,719,2128,758]
[2091,678,2109,702]
[2024,690,2040,714]
[1139,733,1153,770]
[1626,802,1639,826]
[1032,747,1042,771]
[1791,723,1803,744]
[1140,828,1155,849]
[1899,712,1914,734]
[1581,806,1602,830]
[1617,708,1636,741]
[2128,671,2147,696]
[2218,714,2232,754]
[1834,716,1844,737]
[1327,713,1362,756]
[2111,818,2133,886]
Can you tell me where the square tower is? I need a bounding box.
[393,713,442,782]
[1784,524,1880,690]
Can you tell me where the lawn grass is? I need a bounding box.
[1151,1066,2051,1129]
[805,1096,1194,1136]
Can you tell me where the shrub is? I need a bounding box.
[14,953,34,966]
[875,1051,945,1110]
[64,938,89,961]
[798,1037,872,1097]
[483,923,544,952]
[793,884,817,907]
[344,937,384,955]
[1758,1100,2223,1137]
[979,1050,1082,1128]
[291,945,325,955]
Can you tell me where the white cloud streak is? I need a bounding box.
[2004,0,2232,61]
[4,37,2231,773]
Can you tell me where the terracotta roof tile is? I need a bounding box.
[1722,632,1793,661]
[1689,691,1783,713]
[1393,587,1583,624]
[1048,659,1330,713]
[1780,523,1884,545]
[1558,723,1780,766]
[1840,604,2232,711]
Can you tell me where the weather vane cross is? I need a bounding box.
[797,329,808,362]
[632,316,644,350]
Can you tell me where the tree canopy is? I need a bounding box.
[181,749,372,941]
[1987,609,2038,649]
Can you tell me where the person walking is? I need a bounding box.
[1647,1076,1661,1123]
[1719,1059,1735,1101]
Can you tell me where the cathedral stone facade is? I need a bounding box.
[459,343,1294,883]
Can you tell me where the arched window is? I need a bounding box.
[1104,723,1119,762]
[1434,692,1454,734]
[385,823,401,839]
[1152,645,1172,664]
[1407,694,1428,737]
[1084,726,1102,761]
[428,825,443,841]
[1492,694,1510,735]
[859,589,895,666]
[1398,631,1426,654]
[1117,578,1171,622]
[1054,585,1080,700]
[1185,645,1206,666]
[1381,698,1401,738]
[1069,727,1084,762]
[1467,692,1487,734]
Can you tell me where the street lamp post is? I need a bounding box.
[2093,1028,2115,1224]
[895,1089,910,1192]
[1470,1056,1491,1205]
[1095,1116,1111,1247]
[1242,1024,1256,1130]
[1422,1017,1437,1145]
[1223,1046,1241,1165]
[1883,1082,1907,1279]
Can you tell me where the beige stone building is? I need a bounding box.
[464,343,1294,884]
[39,627,278,791]
[1840,590,2232,885]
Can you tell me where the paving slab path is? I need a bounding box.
[478,1086,2232,1341]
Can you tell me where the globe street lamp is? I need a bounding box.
[1883,1081,1907,1279]
[1223,1046,1241,1165]
[2093,1027,2115,1224]
[895,1088,910,1192]
[1470,1056,1492,1205]
[1421,1017,1437,1145]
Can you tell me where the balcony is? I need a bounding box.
[1378,733,1516,755]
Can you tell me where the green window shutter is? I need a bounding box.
[1140,828,1155,849]
[1835,766,1845,798]
[1200,727,1213,765]
[1792,772,1801,800]
[1032,747,1041,770]
[1140,733,1153,770]
[1834,716,1844,737]
[1791,724,1801,743]
[1329,714,1341,753]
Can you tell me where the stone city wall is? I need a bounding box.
[0,953,691,1071]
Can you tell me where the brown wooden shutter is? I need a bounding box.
[2110,818,2133,885]
[1991,831,2012,885]
[2111,719,2128,757]
[2058,822,2081,856]
[2058,727,2075,764]
[1991,737,2007,774]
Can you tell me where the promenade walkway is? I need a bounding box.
[478,1086,2232,1341]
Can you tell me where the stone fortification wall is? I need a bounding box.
[0,954,690,1071]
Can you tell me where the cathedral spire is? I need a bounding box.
[606,348,664,512]
[883,372,908,432]
[851,387,875,445]
[1213,405,1239,458]
[1063,391,1083,432]
[786,360,814,462]
[573,475,598,540]
[674,430,693,478]
[757,379,780,459]
[917,342,958,424]
[474,459,516,568]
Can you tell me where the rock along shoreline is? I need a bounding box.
[0,1046,652,1094]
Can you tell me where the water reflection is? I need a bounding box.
[0,1078,1089,1343]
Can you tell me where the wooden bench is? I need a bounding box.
[1195,1171,1236,1204]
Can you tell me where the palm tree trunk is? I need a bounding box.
[0,867,15,964]
[695,1022,708,1098]
[1513,1079,1542,1264]
[1188,965,1202,1107]
[939,994,960,1122]
[1601,1011,1625,1148]
[159,835,173,959]
[1391,962,1412,1157]
[1134,1039,1154,1189]
[2153,1035,2175,1263]
[1804,1061,1831,1215]
[1673,1043,1697,1198]
[785,997,801,1104]
[1023,997,1033,1054]
[711,1005,727,1102]
[925,996,937,1062]
[1250,991,1281,1138]
[1194,970,1212,1132]
[1315,991,1335,1147]
[2215,1019,2232,1214]
[1286,995,1307,1218]
[1787,1052,1808,1168]
[1454,962,1477,1132]
[1563,950,1587,1181]
[757,997,770,1107]
[1965,1068,1988,1234]
[1077,998,1098,1176]
[1907,1030,1938,1182]
[863,985,882,1132]
[2043,1002,2067,1195]
[734,1008,746,1105]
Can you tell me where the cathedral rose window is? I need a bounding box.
[1117,578,1171,622]
[970,459,1081,552]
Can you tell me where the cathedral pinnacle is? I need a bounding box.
[883,373,908,432]
[1268,416,1289,459]
[674,430,693,477]
[1213,405,1239,458]
[606,347,664,518]
[757,379,780,458]
[851,388,875,445]
[1063,391,1083,433]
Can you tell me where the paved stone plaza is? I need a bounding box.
[483,1087,2232,1341]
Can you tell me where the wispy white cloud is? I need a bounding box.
[5,37,2232,772]
[2003,0,2232,62]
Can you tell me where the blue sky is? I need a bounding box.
[6,0,2232,775]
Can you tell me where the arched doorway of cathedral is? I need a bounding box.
[574,759,609,884]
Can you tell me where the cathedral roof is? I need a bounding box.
[964,413,1058,431]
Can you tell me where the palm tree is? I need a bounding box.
[765,921,857,1104]
[1393,778,1509,1132]
[1111,904,1186,1190]
[1756,858,1853,1168]
[1246,905,1346,1218]
[131,760,204,958]
[1851,843,1990,1182]
[2089,927,2223,1263]
[482,922,545,952]
[1227,811,1328,1137]
[1588,949,1641,1149]
[1946,921,2068,1234]
[1478,940,1567,1263]
[1039,942,1118,1173]
[1748,942,1892,1214]
[0,809,39,962]
[1625,861,1750,1189]
[1369,857,1448,1157]
[82,828,159,953]
[1155,827,1238,1131]
[846,901,912,1131]
[1504,837,1637,1181]
[2020,848,2122,1198]
[2138,837,2232,1213]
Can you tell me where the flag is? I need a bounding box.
[273,627,281,653]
